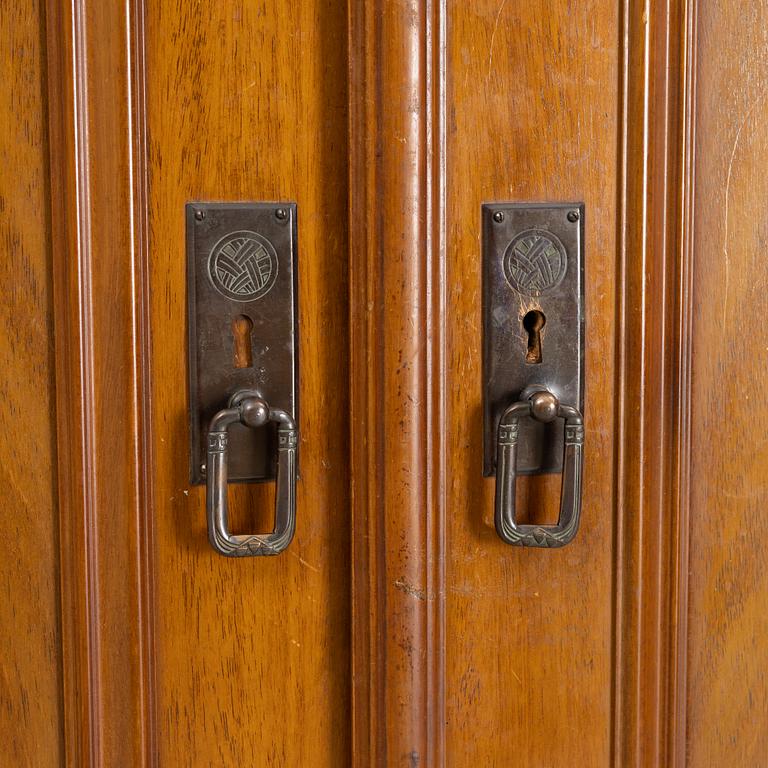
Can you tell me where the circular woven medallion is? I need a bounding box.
[208,230,278,301]
[503,229,567,296]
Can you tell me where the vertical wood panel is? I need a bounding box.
[46,0,156,763]
[349,0,446,764]
[442,1,698,765]
[614,1,696,765]
[686,2,768,764]
[0,1,63,764]
[348,2,700,764]
[444,1,618,764]
[145,2,351,765]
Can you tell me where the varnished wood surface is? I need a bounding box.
[348,0,446,763]
[686,3,768,764]
[348,1,704,765]
[146,1,351,764]
[0,1,63,764]
[20,0,768,764]
[46,0,157,762]
[613,1,696,765]
[444,1,618,764]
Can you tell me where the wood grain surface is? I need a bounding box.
[8,0,768,765]
[348,0,446,764]
[0,1,63,764]
[443,1,618,764]
[686,2,768,764]
[46,0,158,762]
[613,1,697,765]
[145,1,351,764]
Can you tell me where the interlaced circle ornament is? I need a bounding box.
[208,230,278,301]
[503,229,567,296]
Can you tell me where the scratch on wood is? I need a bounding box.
[394,579,428,601]
[723,86,767,327]
[487,0,509,81]
[289,551,321,573]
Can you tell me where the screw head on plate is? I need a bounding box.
[275,208,287,220]
[530,391,559,423]
[567,210,580,222]
[194,210,205,221]
[493,211,505,223]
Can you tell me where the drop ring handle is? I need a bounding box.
[206,390,297,557]
[495,390,584,548]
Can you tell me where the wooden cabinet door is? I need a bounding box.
[349,1,768,765]
[5,0,768,766]
[45,1,351,765]
[351,2,767,766]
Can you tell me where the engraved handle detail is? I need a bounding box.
[494,390,584,548]
[206,390,297,557]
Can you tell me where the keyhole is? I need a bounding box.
[232,314,254,369]
[523,309,546,364]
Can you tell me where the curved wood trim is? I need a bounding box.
[348,0,447,764]
[46,1,156,764]
[613,0,697,764]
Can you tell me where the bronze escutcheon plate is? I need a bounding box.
[482,202,584,476]
[186,202,298,485]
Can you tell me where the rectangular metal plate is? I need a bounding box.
[187,202,298,485]
[483,202,584,476]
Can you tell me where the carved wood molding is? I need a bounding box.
[45,1,156,764]
[613,0,697,764]
[348,0,447,764]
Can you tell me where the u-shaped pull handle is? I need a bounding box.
[495,390,584,548]
[206,390,297,557]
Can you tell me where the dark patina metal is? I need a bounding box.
[494,390,584,548]
[482,202,584,476]
[186,201,298,485]
[206,391,297,557]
